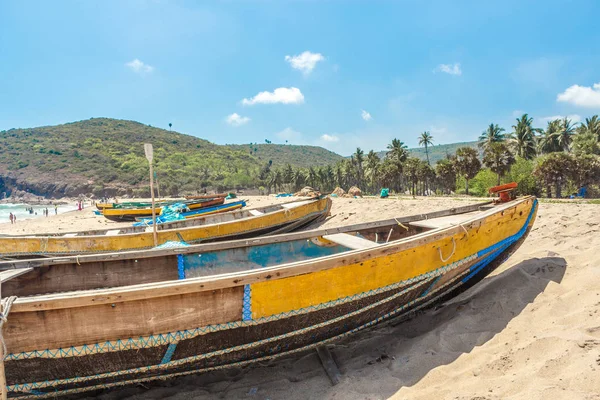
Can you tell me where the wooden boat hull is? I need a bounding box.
[133,200,246,225]
[0,197,331,256]
[2,197,537,398]
[102,198,225,221]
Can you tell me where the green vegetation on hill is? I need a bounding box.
[1,118,344,197]
[376,141,479,163]
[226,143,344,167]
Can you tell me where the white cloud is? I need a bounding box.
[125,59,154,74]
[361,110,372,121]
[285,51,325,74]
[242,87,304,106]
[225,113,250,127]
[540,114,582,123]
[320,134,340,142]
[557,83,600,108]
[435,63,462,76]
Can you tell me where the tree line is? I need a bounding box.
[256,114,600,198]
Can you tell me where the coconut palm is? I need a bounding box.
[435,158,456,194]
[418,131,434,165]
[365,150,381,192]
[479,123,506,152]
[483,142,516,185]
[386,139,409,165]
[556,117,577,152]
[353,147,365,187]
[580,115,600,139]
[454,147,481,195]
[539,119,562,154]
[509,114,539,160]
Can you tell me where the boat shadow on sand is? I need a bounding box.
[83,256,566,400]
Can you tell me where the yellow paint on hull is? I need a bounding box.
[250,197,537,319]
[0,198,331,255]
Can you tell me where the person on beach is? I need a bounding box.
[45,207,49,217]
[55,205,58,215]
[9,212,14,224]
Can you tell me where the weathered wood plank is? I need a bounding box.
[5,286,244,353]
[316,345,341,385]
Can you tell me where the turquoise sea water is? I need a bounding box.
[0,203,77,223]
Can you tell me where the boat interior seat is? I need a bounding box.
[409,212,479,229]
[322,233,379,250]
[249,210,264,216]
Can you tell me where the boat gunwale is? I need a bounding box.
[1,199,490,268]
[0,197,326,240]
[10,197,536,313]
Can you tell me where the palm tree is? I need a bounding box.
[483,142,516,185]
[479,123,506,152]
[365,150,381,192]
[418,131,434,165]
[293,169,305,191]
[556,117,577,152]
[403,158,421,196]
[539,119,562,154]
[306,167,318,188]
[353,147,365,187]
[386,139,409,165]
[580,115,600,139]
[533,153,575,198]
[509,114,538,160]
[454,147,481,195]
[435,158,456,194]
[168,123,172,131]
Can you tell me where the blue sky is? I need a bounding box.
[2,0,600,156]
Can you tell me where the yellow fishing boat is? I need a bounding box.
[0,195,537,398]
[0,197,331,256]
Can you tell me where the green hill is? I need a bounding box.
[226,143,344,167]
[0,118,343,198]
[376,141,479,163]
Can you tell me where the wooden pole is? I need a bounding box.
[144,144,158,247]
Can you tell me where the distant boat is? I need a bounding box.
[0,197,331,256]
[184,193,228,200]
[0,195,537,397]
[133,200,247,226]
[101,198,225,221]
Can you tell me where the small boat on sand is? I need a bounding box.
[0,197,331,257]
[101,198,225,221]
[133,200,247,226]
[0,196,537,398]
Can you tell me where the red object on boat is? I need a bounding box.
[489,182,518,202]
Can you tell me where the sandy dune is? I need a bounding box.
[2,196,599,400]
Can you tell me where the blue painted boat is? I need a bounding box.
[133,200,247,226]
